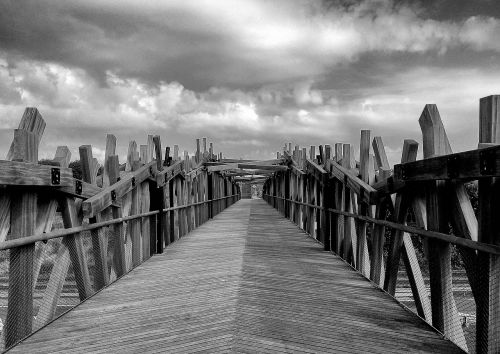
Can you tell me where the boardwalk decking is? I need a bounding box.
[8,199,462,353]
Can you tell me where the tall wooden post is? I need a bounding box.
[477,95,500,354]
[5,110,43,347]
[357,130,370,276]
[80,145,109,289]
[152,136,166,253]
[419,104,467,350]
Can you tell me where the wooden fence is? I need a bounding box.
[263,95,500,354]
[0,108,240,350]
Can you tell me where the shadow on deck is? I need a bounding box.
[8,199,462,353]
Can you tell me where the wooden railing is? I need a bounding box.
[263,95,500,354]
[0,108,240,351]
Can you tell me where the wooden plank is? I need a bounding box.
[0,160,73,187]
[82,161,157,218]
[156,160,184,186]
[394,144,500,182]
[324,160,378,205]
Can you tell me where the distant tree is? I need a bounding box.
[69,160,82,179]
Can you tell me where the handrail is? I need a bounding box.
[263,194,500,255]
[0,194,239,251]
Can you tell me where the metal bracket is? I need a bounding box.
[446,155,460,179]
[399,165,407,180]
[111,190,117,201]
[51,168,60,185]
[75,180,82,195]
[480,149,496,176]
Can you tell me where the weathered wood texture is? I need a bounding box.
[9,200,461,354]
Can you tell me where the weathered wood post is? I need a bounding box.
[80,145,109,289]
[107,155,127,276]
[152,135,166,253]
[284,170,290,218]
[357,130,370,276]
[342,143,354,264]
[5,109,44,347]
[477,94,500,354]
[370,136,390,286]
[333,143,344,255]
[419,104,467,350]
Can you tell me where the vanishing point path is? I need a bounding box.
[9,199,462,353]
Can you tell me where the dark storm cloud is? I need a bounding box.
[1,0,500,163]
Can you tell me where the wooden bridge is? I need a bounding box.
[1,95,500,353]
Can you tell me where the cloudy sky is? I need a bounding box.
[1,0,499,164]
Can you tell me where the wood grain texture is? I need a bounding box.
[9,200,462,353]
[5,127,40,347]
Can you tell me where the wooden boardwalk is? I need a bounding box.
[8,199,462,353]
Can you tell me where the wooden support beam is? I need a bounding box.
[156,160,184,186]
[324,160,378,205]
[82,161,157,218]
[394,144,500,182]
[0,160,74,187]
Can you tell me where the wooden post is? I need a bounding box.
[370,136,389,285]
[419,104,467,350]
[127,141,142,267]
[356,130,370,276]
[332,143,343,255]
[208,173,213,219]
[79,145,109,290]
[342,144,354,264]
[173,145,179,161]
[284,171,290,218]
[5,127,40,346]
[107,155,127,275]
[477,95,500,354]
[321,171,331,251]
[196,138,201,163]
